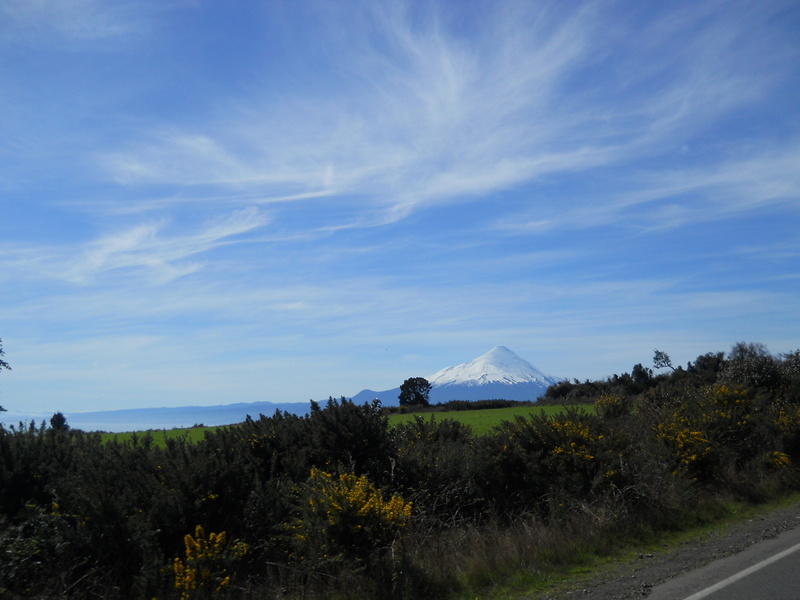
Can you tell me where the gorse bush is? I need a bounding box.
[1,345,800,599]
[290,469,412,566]
[480,407,621,518]
[173,526,248,600]
[651,383,788,484]
[393,416,483,526]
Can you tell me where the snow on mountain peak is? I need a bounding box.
[427,345,557,387]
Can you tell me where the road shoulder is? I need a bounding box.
[528,496,800,600]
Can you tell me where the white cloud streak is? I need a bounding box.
[3,207,270,285]
[89,0,798,237]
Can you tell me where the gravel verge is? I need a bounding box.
[528,498,800,600]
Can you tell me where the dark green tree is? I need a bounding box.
[631,363,653,389]
[728,341,770,361]
[398,377,431,407]
[653,349,674,371]
[50,412,69,432]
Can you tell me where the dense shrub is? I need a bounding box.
[290,469,412,565]
[479,407,625,518]
[307,398,395,484]
[393,417,484,525]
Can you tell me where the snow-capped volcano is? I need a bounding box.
[429,345,558,388]
[351,346,561,405]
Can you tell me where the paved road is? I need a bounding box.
[647,523,800,600]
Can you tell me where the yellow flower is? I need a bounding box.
[172,525,247,599]
[772,451,791,468]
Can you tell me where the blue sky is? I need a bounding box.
[1,0,799,417]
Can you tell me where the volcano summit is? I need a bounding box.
[352,346,561,405]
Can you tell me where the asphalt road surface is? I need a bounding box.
[647,523,800,600]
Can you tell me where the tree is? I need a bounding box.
[728,341,770,362]
[653,349,674,371]
[50,412,69,432]
[0,338,9,412]
[399,377,432,407]
[0,339,8,372]
[720,342,779,391]
[631,363,653,389]
[689,351,725,375]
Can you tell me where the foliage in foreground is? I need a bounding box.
[1,344,799,599]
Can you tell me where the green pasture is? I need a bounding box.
[100,404,594,444]
[388,403,594,435]
[101,426,216,445]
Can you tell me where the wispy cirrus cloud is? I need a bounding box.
[495,139,800,234]
[93,0,797,236]
[3,207,269,285]
[74,206,270,283]
[91,4,615,214]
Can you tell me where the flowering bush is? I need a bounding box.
[653,385,774,480]
[653,417,713,476]
[482,408,617,516]
[290,468,412,565]
[594,393,631,420]
[173,525,248,600]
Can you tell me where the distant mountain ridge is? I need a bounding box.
[4,346,560,432]
[352,346,561,405]
[2,401,315,434]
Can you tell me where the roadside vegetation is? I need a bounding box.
[1,342,799,599]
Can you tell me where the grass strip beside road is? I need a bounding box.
[497,492,800,600]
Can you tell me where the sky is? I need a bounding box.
[1,0,799,418]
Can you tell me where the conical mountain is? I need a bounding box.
[351,346,561,405]
[429,345,557,387]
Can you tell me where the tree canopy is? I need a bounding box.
[50,412,69,432]
[398,377,432,407]
[653,349,674,371]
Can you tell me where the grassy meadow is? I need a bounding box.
[99,403,594,444]
[387,403,594,435]
[101,425,216,445]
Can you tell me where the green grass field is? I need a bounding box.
[101,426,217,445]
[100,404,595,444]
[388,404,594,435]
